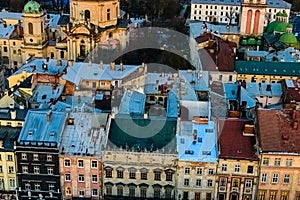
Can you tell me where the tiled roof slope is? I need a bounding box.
[218,119,258,160]
[257,109,300,152]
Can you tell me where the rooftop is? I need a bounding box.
[60,112,108,157]
[45,14,60,28]
[119,90,146,115]
[63,62,140,86]
[30,84,64,104]
[0,23,15,39]
[0,108,28,121]
[177,120,218,162]
[13,58,68,76]
[107,114,177,152]
[0,126,21,151]
[191,0,241,5]
[235,60,300,76]
[257,109,300,153]
[283,79,300,102]
[218,118,258,160]
[267,0,291,8]
[17,110,67,147]
[0,10,22,21]
[245,82,282,97]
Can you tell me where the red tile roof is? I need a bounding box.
[257,109,300,153]
[218,118,258,161]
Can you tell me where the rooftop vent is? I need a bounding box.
[243,124,254,136]
[185,150,194,155]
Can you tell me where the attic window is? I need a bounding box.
[202,151,211,155]
[185,150,194,155]
[180,138,185,144]
[28,131,33,136]
[42,94,47,100]
[50,132,55,137]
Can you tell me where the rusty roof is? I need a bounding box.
[257,109,300,153]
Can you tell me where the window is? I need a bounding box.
[47,167,53,175]
[165,187,172,198]
[274,158,281,166]
[8,166,14,173]
[21,153,27,160]
[258,191,265,200]
[78,174,84,182]
[105,168,112,178]
[141,172,147,180]
[64,159,70,167]
[185,167,190,174]
[221,164,227,172]
[7,155,13,161]
[196,179,201,186]
[233,179,239,187]
[234,165,240,172]
[34,183,41,190]
[184,178,189,186]
[129,186,135,197]
[281,191,288,200]
[78,160,84,167]
[22,166,28,173]
[154,171,161,181]
[92,175,98,183]
[207,179,213,187]
[247,166,253,174]
[65,174,71,181]
[33,154,39,161]
[208,169,214,175]
[66,187,71,195]
[79,190,85,196]
[262,158,269,166]
[92,189,98,196]
[28,23,33,34]
[196,167,203,175]
[48,184,55,191]
[272,174,279,183]
[245,179,252,188]
[13,50,16,54]
[270,191,276,200]
[9,179,15,189]
[166,171,173,181]
[261,173,267,183]
[34,166,40,174]
[47,154,52,161]
[117,169,123,178]
[107,9,110,20]
[129,171,136,179]
[25,183,31,190]
[0,166,2,173]
[60,51,65,59]
[154,187,160,198]
[283,174,290,183]
[3,46,7,52]
[286,159,292,167]
[91,161,97,168]
[106,185,112,195]
[220,178,226,186]
[117,186,123,196]
[219,75,223,81]
[140,187,147,197]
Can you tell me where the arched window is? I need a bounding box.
[28,23,33,34]
[84,10,90,21]
[245,10,253,34]
[41,22,43,33]
[107,9,110,21]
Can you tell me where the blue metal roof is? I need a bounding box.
[17,110,67,147]
[119,90,146,115]
[224,83,238,100]
[167,90,178,118]
[191,0,241,6]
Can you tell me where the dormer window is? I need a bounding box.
[50,132,55,137]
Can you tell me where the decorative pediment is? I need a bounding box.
[70,24,91,35]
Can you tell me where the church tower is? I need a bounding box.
[240,0,267,35]
[22,0,48,61]
[70,0,120,28]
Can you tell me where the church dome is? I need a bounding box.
[24,0,42,14]
[279,33,298,45]
[266,21,289,33]
[276,12,284,17]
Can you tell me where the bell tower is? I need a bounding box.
[22,0,47,60]
[240,0,267,35]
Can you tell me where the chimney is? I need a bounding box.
[46,111,52,122]
[68,60,73,67]
[100,60,103,70]
[19,104,25,110]
[10,110,16,120]
[57,60,62,66]
[193,130,197,143]
[110,62,115,71]
[9,103,14,109]
[292,109,297,120]
[88,60,92,66]
[120,62,124,71]
[293,120,298,130]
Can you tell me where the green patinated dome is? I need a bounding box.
[24,0,42,14]
[279,33,298,45]
[287,23,293,28]
[276,12,283,16]
[266,21,289,33]
[282,12,288,17]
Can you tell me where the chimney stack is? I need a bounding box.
[100,60,103,70]
[9,103,14,109]
[68,60,73,67]
[46,111,52,122]
[110,62,115,71]
[120,62,124,71]
[10,110,16,120]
